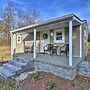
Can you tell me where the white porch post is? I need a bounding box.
[11,33,13,59]
[33,29,36,58]
[69,20,73,66]
[11,33,16,59]
[80,24,82,58]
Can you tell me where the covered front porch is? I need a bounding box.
[15,53,82,68]
[11,14,83,67]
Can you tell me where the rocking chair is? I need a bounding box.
[60,44,69,57]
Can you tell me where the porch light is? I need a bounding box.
[50,32,53,36]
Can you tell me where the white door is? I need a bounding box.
[40,31,50,52]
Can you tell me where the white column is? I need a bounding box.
[11,33,16,59]
[11,33,13,59]
[69,20,73,66]
[80,24,82,58]
[33,29,36,58]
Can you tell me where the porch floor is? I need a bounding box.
[15,53,82,68]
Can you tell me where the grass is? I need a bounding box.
[0,45,11,63]
[31,71,44,81]
[47,80,56,90]
[0,79,24,90]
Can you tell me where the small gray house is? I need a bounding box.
[10,14,89,80]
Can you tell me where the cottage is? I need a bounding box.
[10,14,89,80]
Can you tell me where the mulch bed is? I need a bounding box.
[23,72,90,90]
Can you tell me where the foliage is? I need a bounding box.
[0,1,40,45]
[47,80,56,90]
[31,71,43,81]
[0,79,24,90]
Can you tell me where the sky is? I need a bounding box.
[0,0,90,29]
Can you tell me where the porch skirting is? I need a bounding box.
[33,60,77,80]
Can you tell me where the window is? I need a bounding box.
[54,28,65,43]
[17,35,21,43]
[56,32,62,40]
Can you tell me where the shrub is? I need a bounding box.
[47,80,56,90]
[0,79,24,90]
[31,72,43,81]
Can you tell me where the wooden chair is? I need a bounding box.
[60,44,69,56]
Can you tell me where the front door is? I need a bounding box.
[40,31,50,52]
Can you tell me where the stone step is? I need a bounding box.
[0,67,15,79]
[14,57,31,63]
[3,63,22,73]
[9,60,28,68]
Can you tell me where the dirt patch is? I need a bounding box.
[23,72,90,90]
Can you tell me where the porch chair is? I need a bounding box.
[43,44,52,54]
[60,44,69,57]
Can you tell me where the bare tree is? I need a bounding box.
[0,2,41,45]
[0,2,16,45]
[24,8,39,26]
[16,7,40,27]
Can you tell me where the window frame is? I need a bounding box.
[54,28,65,43]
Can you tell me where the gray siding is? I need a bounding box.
[72,26,80,57]
[82,23,88,58]
[15,26,81,57]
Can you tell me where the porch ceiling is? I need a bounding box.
[15,20,80,34]
[36,20,80,31]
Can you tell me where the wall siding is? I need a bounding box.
[72,26,80,57]
[15,26,80,57]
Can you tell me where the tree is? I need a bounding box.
[0,1,41,45]
[24,8,39,26]
[0,2,16,45]
[16,7,40,27]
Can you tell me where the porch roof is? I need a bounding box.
[10,13,84,34]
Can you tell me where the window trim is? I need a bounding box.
[17,35,21,43]
[54,28,65,43]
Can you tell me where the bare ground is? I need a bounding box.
[23,72,90,90]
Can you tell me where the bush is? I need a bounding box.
[31,72,43,81]
[0,79,24,90]
[47,80,56,90]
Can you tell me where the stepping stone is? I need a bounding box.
[0,67,14,79]
[3,63,21,73]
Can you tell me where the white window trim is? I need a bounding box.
[54,28,65,43]
[17,35,21,44]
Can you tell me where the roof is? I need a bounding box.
[23,34,33,41]
[10,13,83,33]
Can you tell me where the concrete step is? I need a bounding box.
[3,63,22,73]
[0,67,15,79]
[9,60,28,68]
[14,57,33,63]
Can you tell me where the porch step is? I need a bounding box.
[9,60,28,68]
[0,67,14,79]
[3,63,22,73]
[0,57,34,80]
[14,57,32,63]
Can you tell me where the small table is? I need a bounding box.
[51,45,59,56]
